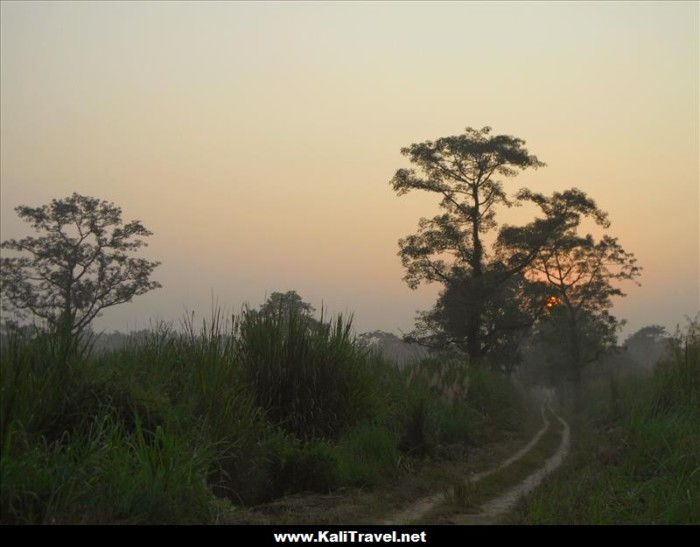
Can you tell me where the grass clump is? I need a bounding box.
[237,310,378,441]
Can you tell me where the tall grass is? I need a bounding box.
[1,415,214,524]
[1,307,537,523]
[512,318,700,524]
[237,309,378,441]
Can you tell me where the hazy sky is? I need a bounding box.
[1,1,698,339]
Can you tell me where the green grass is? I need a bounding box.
[1,416,215,524]
[237,309,379,441]
[336,423,400,488]
[1,308,538,523]
[509,321,700,524]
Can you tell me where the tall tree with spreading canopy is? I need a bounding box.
[499,189,642,396]
[0,193,161,351]
[391,126,548,363]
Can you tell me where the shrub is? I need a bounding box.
[466,366,531,433]
[236,310,377,441]
[432,399,477,447]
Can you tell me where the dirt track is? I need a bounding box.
[384,406,570,525]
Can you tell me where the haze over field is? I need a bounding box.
[1,1,698,337]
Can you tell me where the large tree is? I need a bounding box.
[391,126,561,363]
[499,189,641,394]
[0,193,161,349]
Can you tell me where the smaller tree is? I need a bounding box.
[0,193,161,350]
[247,290,323,333]
[519,307,619,389]
[258,290,315,318]
[499,189,641,399]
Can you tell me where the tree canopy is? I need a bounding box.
[391,126,547,362]
[391,127,642,383]
[624,325,671,369]
[258,290,316,318]
[0,193,161,344]
[499,189,641,390]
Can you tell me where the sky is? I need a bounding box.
[1,1,698,339]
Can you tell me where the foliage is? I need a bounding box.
[1,300,538,523]
[411,270,548,372]
[499,189,641,389]
[258,290,316,318]
[336,424,399,487]
[1,417,215,524]
[236,308,377,441]
[391,126,545,361]
[512,317,700,524]
[521,308,622,389]
[0,193,160,351]
[623,325,671,370]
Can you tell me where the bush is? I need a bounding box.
[432,400,477,448]
[237,310,378,441]
[398,387,437,457]
[466,366,532,434]
[649,320,699,415]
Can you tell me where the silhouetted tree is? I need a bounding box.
[248,290,324,333]
[0,193,161,353]
[500,189,641,399]
[409,270,549,373]
[391,126,546,363]
[258,290,315,318]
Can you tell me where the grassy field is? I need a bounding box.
[508,321,700,524]
[0,308,538,524]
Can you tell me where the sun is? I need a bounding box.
[546,296,563,309]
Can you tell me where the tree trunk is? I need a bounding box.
[58,267,76,363]
[466,318,481,363]
[567,310,583,409]
[467,187,484,363]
